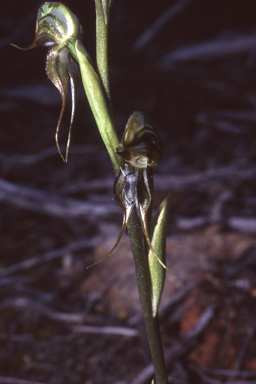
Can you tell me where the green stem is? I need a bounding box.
[128,211,168,384]
[94,0,111,102]
[78,2,168,381]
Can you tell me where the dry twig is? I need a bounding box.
[0,238,102,278]
[0,297,104,325]
[233,325,256,371]
[176,216,256,233]
[133,0,191,52]
[160,34,256,65]
[0,177,119,218]
[193,367,256,378]
[1,145,100,172]
[72,325,139,337]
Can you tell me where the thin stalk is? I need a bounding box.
[127,210,168,384]
[94,0,111,102]
[91,2,168,382]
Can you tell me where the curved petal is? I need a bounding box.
[66,55,80,161]
[87,164,135,268]
[46,45,69,161]
[86,206,132,269]
[46,46,79,162]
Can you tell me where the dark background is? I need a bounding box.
[1,1,256,383]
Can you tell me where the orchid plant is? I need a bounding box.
[14,2,171,383]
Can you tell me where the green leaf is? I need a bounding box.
[148,191,172,317]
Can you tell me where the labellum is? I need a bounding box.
[12,2,83,162]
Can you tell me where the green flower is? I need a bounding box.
[89,112,172,275]
[12,2,84,162]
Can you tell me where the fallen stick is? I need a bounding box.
[72,325,139,337]
[133,0,191,52]
[194,367,256,378]
[228,217,256,234]
[197,109,256,124]
[233,326,256,371]
[160,34,256,65]
[1,144,100,171]
[0,238,102,278]
[176,216,207,230]
[155,167,256,190]
[0,297,104,325]
[0,177,119,218]
[176,216,256,234]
